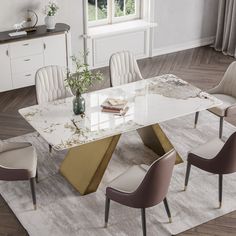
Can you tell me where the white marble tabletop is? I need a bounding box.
[19,74,222,151]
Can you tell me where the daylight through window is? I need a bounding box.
[88,0,140,25]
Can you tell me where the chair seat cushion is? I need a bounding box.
[208,94,236,116]
[0,146,37,178]
[139,164,149,171]
[189,138,224,160]
[108,165,147,193]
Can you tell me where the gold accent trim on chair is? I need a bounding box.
[60,135,121,195]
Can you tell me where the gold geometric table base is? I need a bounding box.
[60,124,183,196]
[137,124,183,165]
[60,135,121,195]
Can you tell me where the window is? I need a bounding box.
[88,0,141,26]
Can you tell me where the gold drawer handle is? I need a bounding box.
[25,74,31,77]
[24,59,31,61]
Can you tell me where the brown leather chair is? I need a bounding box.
[105,149,176,236]
[194,61,236,138]
[0,141,38,210]
[184,132,236,208]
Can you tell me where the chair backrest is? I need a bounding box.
[35,65,72,104]
[215,61,236,97]
[109,51,143,87]
[0,141,32,181]
[214,132,236,174]
[133,149,176,208]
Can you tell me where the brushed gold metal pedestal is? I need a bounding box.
[60,135,121,195]
[60,124,182,196]
[138,124,183,165]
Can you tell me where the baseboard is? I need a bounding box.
[152,36,215,57]
[90,52,148,70]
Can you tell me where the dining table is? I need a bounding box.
[19,74,222,195]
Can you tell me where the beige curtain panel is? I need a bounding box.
[214,0,236,58]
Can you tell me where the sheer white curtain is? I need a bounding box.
[214,0,236,58]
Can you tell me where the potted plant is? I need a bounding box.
[44,1,59,30]
[65,54,103,115]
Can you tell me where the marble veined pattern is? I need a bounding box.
[19,74,222,150]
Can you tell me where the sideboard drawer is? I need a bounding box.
[9,38,44,58]
[0,26,71,92]
[11,54,44,74]
[12,71,35,89]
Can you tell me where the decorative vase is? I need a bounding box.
[45,15,56,30]
[73,93,85,115]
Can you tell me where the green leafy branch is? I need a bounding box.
[65,53,103,96]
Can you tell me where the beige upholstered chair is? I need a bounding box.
[184,132,236,208]
[195,61,236,138]
[105,150,176,236]
[0,141,38,210]
[35,65,72,104]
[109,51,143,87]
[35,65,72,152]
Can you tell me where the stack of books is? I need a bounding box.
[101,98,129,116]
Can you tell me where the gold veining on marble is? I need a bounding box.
[135,74,211,100]
[19,74,222,151]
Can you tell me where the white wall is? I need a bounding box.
[0,0,219,66]
[0,0,84,56]
[152,0,219,56]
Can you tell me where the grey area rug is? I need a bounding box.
[1,111,236,236]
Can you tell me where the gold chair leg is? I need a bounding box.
[60,135,121,195]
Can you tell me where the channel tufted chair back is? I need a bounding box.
[35,65,72,104]
[109,51,143,87]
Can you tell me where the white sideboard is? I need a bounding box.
[0,44,12,92]
[0,23,71,92]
